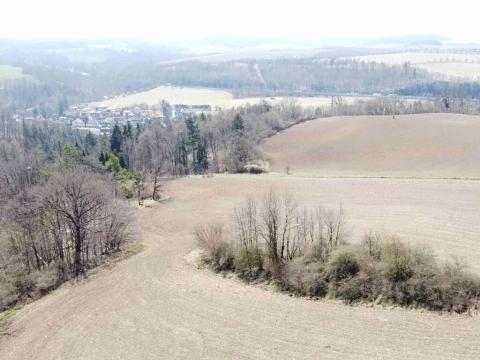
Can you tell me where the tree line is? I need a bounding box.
[0,118,135,312]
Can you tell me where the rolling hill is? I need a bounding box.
[262,113,480,178]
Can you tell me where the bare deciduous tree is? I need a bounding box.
[231,191,347,278]
[43,171,107,277]
[137,126,169,200]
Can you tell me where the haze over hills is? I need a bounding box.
[3,35,480,116]
[3,1,480,359]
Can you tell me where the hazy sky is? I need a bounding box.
[1,0,479,42]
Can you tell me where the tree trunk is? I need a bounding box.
[74,224,83,278]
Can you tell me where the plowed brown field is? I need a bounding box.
[262,114,480,178]
[2,175,480,360]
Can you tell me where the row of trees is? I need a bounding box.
[90,100,309,200]
[146,58,428,97]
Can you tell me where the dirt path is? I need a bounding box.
[2,176,480,360]
[254,63,266,86]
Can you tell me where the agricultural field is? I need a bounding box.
[352,52,480,79]
[230,95,370,108]
[4,5,480,360]
[262,113,480,178]
[4,113,480,359]
[89,85,236,108]
[89,84,367,109]
[3,175,480,359]
[415,62,480,79]
[0,65,29,82]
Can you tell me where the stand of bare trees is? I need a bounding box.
[231,191,347,277]
[195,191,347,277]
[134,100,310,181]
[0,160,134,310]
[321,96,480,117]
[197,191,480,313]
[42,171,133,277]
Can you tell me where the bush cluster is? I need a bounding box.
[337,234,480,312]
[290,235,480,312]
[0,265,58,311]
[195,193,480,314]
[195,223,234,271]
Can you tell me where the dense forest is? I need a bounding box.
[0,58,431,115]
[3,39,480,117]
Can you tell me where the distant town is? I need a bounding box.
[13,101,215,135]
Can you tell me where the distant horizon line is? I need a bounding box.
[1,34,480,48]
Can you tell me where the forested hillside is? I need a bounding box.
[0,40,437,114]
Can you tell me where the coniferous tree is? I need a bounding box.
[232,113,244,132]
[61,144,82,169]
[135,123,142,141]
[110,123,123,155]
[185,117,200,170]
[57,97,68,116]
[99,151,106,165]
[175,137,189,174]
[123,122,133,139]
[119,155,127,169]
[195,138,209,174]
[84,131,97,155]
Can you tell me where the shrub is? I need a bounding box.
[362,231,384,260]
[121,183,135,199]
[387,256,414,282]
[0,277,20,311]
[327,252,360,281]
[242,164,266,174]
[335,274,368,302]
[353,234,480,312]
[423,262,480,312]
[31,266,59,295]
[234,246,264,277]
[283,258,328,297]
[195,223,234,271]
[264,258,286,280]
[12,271,35,296]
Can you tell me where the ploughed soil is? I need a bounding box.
[2,175,480,359]
[262,113,480,178]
